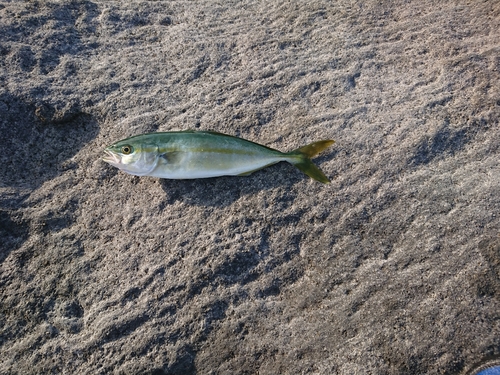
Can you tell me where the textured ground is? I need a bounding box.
[1,1,499,374]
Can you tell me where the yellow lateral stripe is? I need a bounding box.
[153,147,270,155]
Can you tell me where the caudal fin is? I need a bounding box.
[287,140,334,183]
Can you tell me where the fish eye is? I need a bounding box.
[121,145,133,155]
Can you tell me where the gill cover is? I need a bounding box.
[104,142,160,176]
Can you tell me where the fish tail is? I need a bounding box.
[286,140,335,183]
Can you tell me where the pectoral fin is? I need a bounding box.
[159,151,182,164]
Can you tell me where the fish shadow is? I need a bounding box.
[158,150,337,207]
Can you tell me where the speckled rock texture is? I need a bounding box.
[1,1,499,374]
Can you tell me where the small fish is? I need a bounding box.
[103,130,334,183]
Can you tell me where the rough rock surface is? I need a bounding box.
[1,1,499,374]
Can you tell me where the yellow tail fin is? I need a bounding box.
[287,140,335,183]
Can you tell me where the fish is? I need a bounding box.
[103,130,334,183]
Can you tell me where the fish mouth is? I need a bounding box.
[102,149,121,166]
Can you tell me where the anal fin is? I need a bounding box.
[237,171,255,176]
[237,161,280,176]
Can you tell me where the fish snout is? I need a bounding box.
[102,149,121,165]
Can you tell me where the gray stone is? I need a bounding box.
[0,1,499,374]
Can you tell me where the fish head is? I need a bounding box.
[103,139,159,176]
